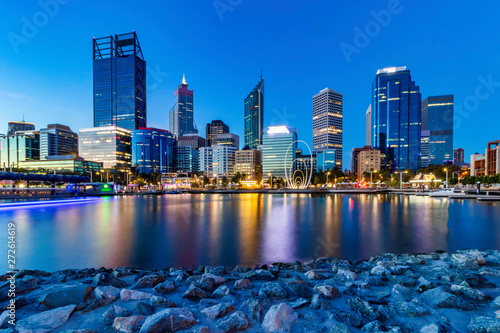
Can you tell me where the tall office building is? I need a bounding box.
[199,147,213,178]
[212,145,237,179]
[177,134,205,150]
[0,131,40,168]
[312,88,343,169]
[8,121,35,135]
[206,120,229,147]
[174,146,199,173]
[244,76,264,149]
[79,126,132,171]
[93,31,146,130]
[371,66,421,171]
[169,75,197,137]
[365,105,371,146]
[39,124,78,160]
[215,133,239,149]
[454,148,464,164]
[262,126,297,179]
[132,128,175,174]
[421,95,454,166]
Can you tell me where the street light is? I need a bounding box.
[86,171,93,182]
[326,172,330,187]
[268,173,273,189]
[395,170,408,189]
[444,168,448,188]
[367,170,377,187]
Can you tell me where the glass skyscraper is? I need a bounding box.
[169,75,197,138]
[132,128,175,174]
[174,146,199,173]
[371,67,421,171]
[421,95,454,166]
[244,77,264,149]
[0,131,40,168]
[93,31,146,130]
[261,126,297,179]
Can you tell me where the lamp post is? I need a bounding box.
[326,171,330,187]
[268,173,273,189]
[367,170,377,187]
[86,171,93,183]
[444,168,448,188]
[396,170,408,189]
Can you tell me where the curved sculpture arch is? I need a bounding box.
[284,140,313,189]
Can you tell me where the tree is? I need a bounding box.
[221,176,228,187]
[202,176,209,186]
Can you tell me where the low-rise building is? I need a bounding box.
[212,145,236,179]
[19,154,102,174]
[235,146,261,180]
[357,149,381,180]
[470,140,500,176]
[199,146,213,178]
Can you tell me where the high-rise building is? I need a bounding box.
[454,148,464,164]
[312,87,343,169]
[79,126,132,171]
[199,147,213,178]
[177,134,205,150]
[174,146,199,173]
[215,133,239,149]
[350,146,373,175]
[235,147,262,180]
[39,124,78,160]
[365,105,371,146]
[0,131,40,168]
[132,128,175,174]
[212,145,236,179]
[262,126,297,179]
[93,31,146,130]
[8,121,35,135]
[244,76,264,149]
[371,66,421,171]
[357,149,381,181]
[421,95,454,166]
[169,74,197,137]
[206,120,229,147]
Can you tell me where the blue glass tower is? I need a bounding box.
[421,95,454,166]
[93,32,146,130]
[169,75,197,138]
[132,128,175,174]
[244,76,264,149]
[371,67,421,171]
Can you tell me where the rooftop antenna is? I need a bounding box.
[260,63,262,80]
[22,114,25,122]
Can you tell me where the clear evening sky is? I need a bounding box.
[1,1,499,168]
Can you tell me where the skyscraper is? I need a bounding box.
[215,133,239,149]
[93,31,146,130]
[454,148,464,164]
[312,88,343,169]
[244,75,264,149]
[132,127,175,174]
[169,75,197,137]
[262,126,297,179]
[206,120,229,147]
[371,66,421,171]
[39,124,78,160]
[421,95,454,166]
[0,131,39,168]
[365,105,371,146]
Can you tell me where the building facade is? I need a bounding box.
[454,148,465,164]
[470,140,500,176]
[174,146,199,173]
[19,155,102,174]
[177,134,205,150]
[39,124,78,160]
[313,88,343,169]
[93,31,146,130]
[421,95,454,166]
[262,126,297,179]
[316,149,336,172]
[244,78,264,149]
[212,145,236,179]
[365,105,371,146]
[206,120,229,147]
[371,66,421,171]
[357,149,381,180]
[8,121,35,135]
[470,153,486,176]
[235,147,262,180]
[79,126,132,171]
[169,75,197,137]
[199,147,213,178]
[0,131,40,168]
[132,128,175,174]
[215,133,239,149]
[350,146,373,175]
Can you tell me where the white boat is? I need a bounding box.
[428,188,466,197]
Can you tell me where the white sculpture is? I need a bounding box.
[284,140,313,189]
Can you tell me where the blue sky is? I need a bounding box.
[1,0,500,168]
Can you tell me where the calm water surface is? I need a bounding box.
[1,193,499,271]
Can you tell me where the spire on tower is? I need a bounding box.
[182,74,187,85]
[260,63,262,80]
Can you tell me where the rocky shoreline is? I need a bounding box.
[1,249,500,332]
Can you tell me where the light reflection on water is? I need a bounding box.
[0,193,499,271]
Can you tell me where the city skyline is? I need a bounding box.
[2,1,500,168]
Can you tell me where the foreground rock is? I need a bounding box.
[17,304,76,331]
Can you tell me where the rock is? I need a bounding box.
[262,303,298,332]
[240,298,264,322]
[390,265,410,275]
[314,285,339,299]
[289,298,310,309]
[463,275,496,288]
[178,325,209,333]
[451,284,491,301]
[38,284,93,308]
[136,302,156,316]
[467,316,500,333]
[212,285,231,298]
[132,274,165,289]
[420,287,475,310]
[150,295,176,308]
[139,308,198,333]
[182,285,208,299]
[259,282,287,298]
[419,322,454,333]
[310,292,329,310]
[329,323,352,333]
[492,296,500,309]
[120,289,154,301]
[153,281,175,294]
[367,276,386,286]
[113,315,145,333]
[480,267,500,277]
[194,276,214,292]
[216,311,251,332]
[94,285,121,301]
[496,310,500,319]
[370,265,390,277]
[93,272,128,288]
[234,279,253,289]
[346,297,378,320]
[203,273,226,286]
[240,269,275,281]
[392,299,429,317]
[337,269,357,282]
[329,309,363,328]
[285,281,313,298]
[391,284,412,301]
[201,303,236,319]
[0,277,38,301]
[361,320,384,332]
[17,304,76,332]
[416,277,435,293]
[305,269,330,280]
[451,253,480,270]
[100,305,132,325]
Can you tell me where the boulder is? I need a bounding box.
[178,325,209,333]
[289,298,310,309]
[451,284,491,301]
[370,266,390,277]
[392,299,429,317]
[150,295,176,308]
[201,303,235,319]
[346,297,378,320]
[17,304,76,332]
[212,285,231,298]
[492,296,500,309]
[100,305,132,325]
[467,316,500,333]
[314,285,340,299]
[216,311,251,332]
[337,269,357,282]
[120,289,154,301]
[261,303,298,332]
[139,308,198,333]
[113,315,145,333]
[420,287,475,310]
[240,269,275,281]
[329,323,352,333]
[132,274,165,289]
[94,285,121,301]
[416,277,435,293]
[240,298,264,322]
[182,285,208,299]
[136,302,156,316]
[202,273,226,286]
[0,277,38,301]
[329,309,363,328]
[285,281,313,298]
[234,279,253,290]
[93,272,128,288]
[38,284,93,308]
[153,281,175,294]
